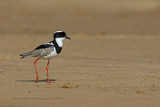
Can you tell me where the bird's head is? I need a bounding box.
[53,31,71,41]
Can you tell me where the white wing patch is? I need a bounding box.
[44,42,53,45]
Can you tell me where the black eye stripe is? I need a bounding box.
[58,34,64,37]
[53,31,66,38]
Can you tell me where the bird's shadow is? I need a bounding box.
[16,79,56,83]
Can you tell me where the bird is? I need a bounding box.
[20,31,71,83]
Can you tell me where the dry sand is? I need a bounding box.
[0,0,160,107]
[0,34,160,107]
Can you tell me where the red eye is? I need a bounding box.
[58,34,63,37]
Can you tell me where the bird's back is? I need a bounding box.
[20,41,55,58]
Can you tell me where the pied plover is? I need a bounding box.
[20,31,71,83]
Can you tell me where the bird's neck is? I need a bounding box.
[53,39,63,54]
[55,38,64,47]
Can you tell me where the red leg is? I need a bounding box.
[46,59,54,83]
[34,58,40,83]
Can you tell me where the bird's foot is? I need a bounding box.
[47,81,54,83]
[36,77,39,83]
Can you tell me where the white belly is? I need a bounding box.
[42,47,57,59]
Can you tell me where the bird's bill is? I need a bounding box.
[65,36,71,40]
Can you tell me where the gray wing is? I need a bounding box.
[20,42,55,58]
[33,47,54,58]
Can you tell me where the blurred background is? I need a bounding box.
[1,1,160,107]
[1,0,160,36]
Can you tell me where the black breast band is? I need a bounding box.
[53,41,62,54]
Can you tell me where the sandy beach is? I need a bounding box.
[0,0,160,107]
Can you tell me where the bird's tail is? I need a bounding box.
[20,51,34,59]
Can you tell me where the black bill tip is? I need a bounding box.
[65,36,71,40]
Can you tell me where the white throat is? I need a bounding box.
[55,37,65,47]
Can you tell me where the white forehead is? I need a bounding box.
[54,31,63,33]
